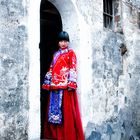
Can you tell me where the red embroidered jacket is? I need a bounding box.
[42,48,77,90]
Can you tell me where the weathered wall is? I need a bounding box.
[0,0,29,139]
[73,0,140,139]
[0,0,140,139]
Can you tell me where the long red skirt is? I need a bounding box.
[43,90,85,140]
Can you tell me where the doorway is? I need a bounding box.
[40,0,62,138]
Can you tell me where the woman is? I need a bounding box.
[42,31,85,140]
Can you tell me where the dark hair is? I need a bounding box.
[58,31,70,42]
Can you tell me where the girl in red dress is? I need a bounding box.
[42,31,85,140]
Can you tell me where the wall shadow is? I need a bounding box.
[40,0,62,138]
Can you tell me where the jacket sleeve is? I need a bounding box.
[42,64,52,90]
[67,50,77,89]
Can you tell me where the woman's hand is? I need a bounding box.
[68,87,74,91]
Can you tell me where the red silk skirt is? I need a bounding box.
[43,90,85,140]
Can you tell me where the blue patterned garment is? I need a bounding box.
[48,90,63,124]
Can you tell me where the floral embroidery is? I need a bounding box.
[48,90,63,124]
[42,48,77,90]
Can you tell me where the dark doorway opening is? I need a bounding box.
[40,0,62,138]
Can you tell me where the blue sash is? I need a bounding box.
[48,90,63,124]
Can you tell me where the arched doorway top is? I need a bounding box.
[48,0,80,49]
[40,1,62,22]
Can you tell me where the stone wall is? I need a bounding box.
[73,0,140,139]
[0,0,140,139]
[0,0,29,139]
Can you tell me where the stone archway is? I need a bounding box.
[28,0,80,139]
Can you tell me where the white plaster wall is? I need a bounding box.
[28,0,40,139]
